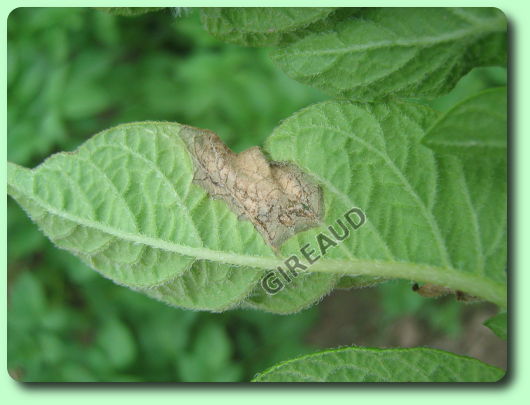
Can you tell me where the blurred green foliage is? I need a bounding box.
[7,7,507,382]
[7,7,323,382]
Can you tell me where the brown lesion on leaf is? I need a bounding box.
[181,126,324,251]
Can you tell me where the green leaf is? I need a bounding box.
[178,321,242,382]
[423,87,507,153]
[7,100,507,314]
[200,7,338,47]
[7,122,273,312]
[271,8,507,100]
[484,312,507,340]
[253,100,506,312]
[96,8,166,17]
[427,67,507,113]
[9,271,46,324]
[252,347,505,382]
[97,318,137,369]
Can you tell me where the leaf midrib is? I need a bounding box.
[281,19,504,58]
[11,182,506,307]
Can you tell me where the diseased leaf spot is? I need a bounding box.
[181,126,324,250]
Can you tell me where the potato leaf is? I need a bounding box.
[96,8,166,17]
[423,87,507,153]
[200,7,337,47]
[7,100,507,313]
[484,312,507,340]
[7,123,274,312]
[271,8,507,100]
[252,347,505,382]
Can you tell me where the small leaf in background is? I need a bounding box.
[253,347,505,382]
[177,321,242,382]
[8,272,46,327]
[423,87,507,153]
[97,318,137,369]
[271,8,507,100]
[201,7,337,47]
[484,312,507,340]
[60,50,114,120]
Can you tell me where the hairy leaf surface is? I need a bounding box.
[252,347,505,382]
[8,100,507,313]
[250,100,506,312]
[423,87,507,152]
[7,123,274,312]
[271,8,507,100]
[200,7,337,47]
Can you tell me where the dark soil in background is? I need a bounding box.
[307,288,507,369]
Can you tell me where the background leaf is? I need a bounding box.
[252,347,505,382]
[423,87,507,153]
[271,8,507,100]
[200,7,338,47]
[177,321,242,382]
[96,8,166,17]
[484,312,507,340]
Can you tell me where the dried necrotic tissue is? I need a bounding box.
[181,126,324,250]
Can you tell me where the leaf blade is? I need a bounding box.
[423,87,507,152]
[7,122,276,312]
[484,312,508,340]
[200,7,338,47]
[256,100,506,310]
[252,347,505,382]
[271,8,507,100]
[8,99,507,313]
